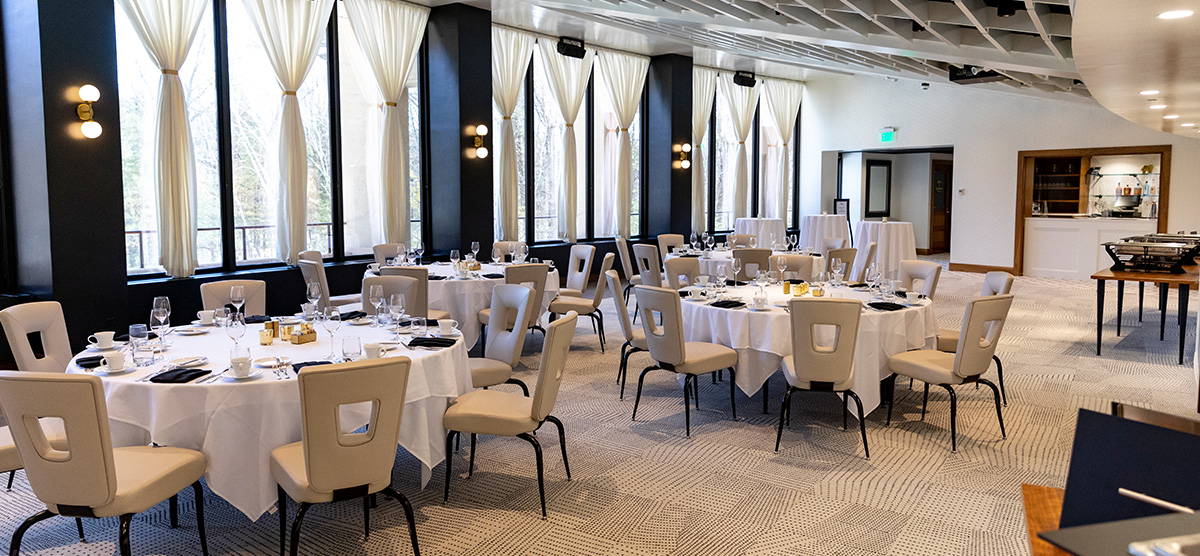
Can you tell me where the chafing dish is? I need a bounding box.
[1104,234,1200,273]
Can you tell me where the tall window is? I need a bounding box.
[592,75,641,238]
[492,78,528,243]
[530,49,586,242]
[117,5,221,274]
[712,85,754,232]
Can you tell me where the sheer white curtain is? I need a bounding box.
[719,73,760,220]
[598,50,649,239]
[492,27,535,241]
[691,67,717,234]
[242,0,334,265]
[538,40,594,243]
[344,0,428,247]
[117,0,210,278]
[595,111,620,239]
[762,79,803,219]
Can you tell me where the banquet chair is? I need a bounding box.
[477,264,549,341]
[472,284,535,396]
[549,253,613,352]
[371,243,405,266]
[631,286,738,436]
[0,372,209,556]
[727,234,754,248]
[898,260,943,298]
[885,294,1014,452]
[379,266,453,320]
[493,241,527,263]
[826,248,857,281]
[633,244,664,288]
[271,358,419,556]
[821,237,848,258]
[935,271,1015,404]
[776,298,869,458]
[0,301,73,374]
[657,234,685,257]
[200,279,267,315]
[360,275,418,316]
[298,254,360,312]
[444,311,578,518]
[771,254,814,282]
[664,257,701,289]
[849,242,878,283]
[732,248,771,282]
[615,236,642,301]
[606,270,648,400]
[558,244,596,298]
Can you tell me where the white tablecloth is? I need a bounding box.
[734,218,787,249]
[853,221,917,278]
[679,285,936,415]
[68,324,472,521]
[368,263,559,349]
[799,214,850,253]
[664,250,825,280]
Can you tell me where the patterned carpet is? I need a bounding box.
[0,270,1195,555]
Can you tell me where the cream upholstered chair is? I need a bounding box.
[775,298,869,458]
[0,301,73,374]
[297,250,321,263]
[732,248,771,281]
[272,358,419,556]
[606,270,647,399]
[663,257,701,289]
[631,286,738,436]
[849,242,878,283]
[886,294,1014,452]
[615,236,641,300]
[935,272,1015,404]
[200,279,267,315]
[443,311,578,518]
[826,248,857,281]
[360,275,418,316]
[298,255,360,312]
[477,263,549,339]
[632,243,663,288]
[0,372,208,556]
[549,253,613,352]
[771,254,814,282]
[379,266,453,320]
[493,241,526,263]
[371,243,406,266]
[657,233,685,257]
[727,234,754,248]
[472,284,535,396]
[898,259,943,297]
[821,237,848,258]
[558,244,596,298]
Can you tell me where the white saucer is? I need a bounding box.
[278,317,303,326]
[747,306,772,312]
[86,341,126,352]
[253,356,292,368]
[175,327,210,336]
[219,368,265,381]
[431,328,462,338]
[190,320,217,327]
[92,364,133,375]
[773,301,791,308]
[169,356,208,368]
[346,317,372,326]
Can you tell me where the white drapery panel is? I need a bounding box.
[491,27,535,241]
[759,124,782,219]
[595,112,620,239]
[117,0,210,278]
[719,73,760,220]
[597,49,649,239]
[242,0,335,265]
[344,0,428,248]
[537,40,594,243]
[762,79,803,220]
[691,67,717,234]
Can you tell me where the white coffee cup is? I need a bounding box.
[197,310,215,325]
[88,331,115,349]
[230,356,252,378]
[101,351,125,371]
[364,342,383,359]
[438,320,459,335]
[906,292,920,304]
[367,263,380,273]
[697,275,710,286]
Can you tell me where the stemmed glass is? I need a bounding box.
[368,284,385,327]
[508,242,517,263]
[749,236,758,248]
[492,248,503,266]
[213,307,229,328]
[788,234,798,252]
[394,244,406,266]
[321,308,342,361]
[774,256,788,282]
[229,285,246,315]
[728,258,742,288]
[689,231,698,247]
[389,294,406,327]
[471,241,480,261]
[226,313,246,347]
[416,242,425,266]
[151,296,170,357]
[704,233,715,251]
[305,282,322,316]
[725,263,738,294]
[450,249,461,267]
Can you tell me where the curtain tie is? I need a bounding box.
[564,123,573,127]
[502,116,512,120]
[161,69,178,75]
[383,101,397,107]
[738,141,746,145]
[282,90,297,96]
[621,127,629,132]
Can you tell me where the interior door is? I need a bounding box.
[930,160,953,253]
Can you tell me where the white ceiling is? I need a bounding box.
[1073,0,1200,137]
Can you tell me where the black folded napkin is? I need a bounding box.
[849,283,869,288]
[115,331,158,342]
[867,302,906,312]
[291,361,332,374]
[76,356,104,369]
[428,275,448,281]
[787,279,806,285]
[710,300,746,309]
[150,368,210,384]
[340,311,366,320]
[399,318,438,327]
[243,315,271,324]
[680,254,700,258]
[812,253,822,257]
[409,337,458,348]
[482,273,505,279]
[725,279,739,286]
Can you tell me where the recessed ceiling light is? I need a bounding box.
[1150,104,1167,109]
[1183,123,1196,127]
[1141,90,1160,95]
[1164,114,1180,119]
[1159,10,1193,19]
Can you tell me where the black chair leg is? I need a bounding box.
[978,378,1007,439]
[363,496,370,539]
[277,486,287,556]
[921,384,929,421]
[762,380,769,414]
[381,487,421,556]
[6,470,12,491]
[468,433,477,478]
[631,366,658,421]
[885,374,898,426]
[693,375,700,409]
[842,398,848,430]
[683,375,692,436]
[546,415,571,480]
[119,514,133,556]
[846,390,870,460]
[10,510,54,556]
[75,518,85,542]
[775,387,795,452]
[443,431,456,502]
[193,481,209,556]
[169,494,179,528]
[516,433,547,518]
[505,378,530,397]
[992,355,1007,406]
[289,503,312,556]
[940,384,958,453]
[728,368,737,420]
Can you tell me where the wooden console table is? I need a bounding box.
[1092,265,1196,366]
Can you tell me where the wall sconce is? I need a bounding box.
[77,84,102,139]
[470,124,488,159]
[672,143,692,169]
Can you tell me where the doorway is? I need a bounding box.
[930,160,952,254]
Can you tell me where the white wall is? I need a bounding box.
[891,153,933,250]
[840,151,863,229]
[799,74,1200,268]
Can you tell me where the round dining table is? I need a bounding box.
[68,322,471,521]
[853,221,918,277]
[678,283,937,415]
[799,214,851,252]
[664,249,826,280]
[734,217,787,249]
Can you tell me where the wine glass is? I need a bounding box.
[749,236,757,248]
[689,231,698,246]
[368,284,385,327]
[774,256,788,280]
[492,248,503,265]
[729,258,742,287]
[508,242,517,262]
[226,313,246,347]
[229,285,246,315]
[517,244,528,263]
[416,242,425,265]
[705,233,715,250]
[789,234,798,252]
[725,262,738,292]
[471,241,480,260]
[389,293,407,324]
[305,281,322,312]
[342,336,362,362]
[450,249,460,266]
[321,308,342,361]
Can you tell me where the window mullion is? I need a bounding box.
[524,60,535,244]
[214,0,236,272]
[325,5,344,261]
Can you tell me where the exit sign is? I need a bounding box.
[880,127,896,142]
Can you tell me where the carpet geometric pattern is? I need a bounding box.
[0,270,1194,555]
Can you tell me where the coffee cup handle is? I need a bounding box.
[88,334,98,345]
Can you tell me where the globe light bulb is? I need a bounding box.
[78,84,100,102]
[476,147,489,159]
[81,120,103,139]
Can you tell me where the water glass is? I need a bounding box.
[492,248,503,265]
[129,324,154,366]
[214,307,229,328]
[450,249,461,266]
[306,281,322,308]
[342,336,362,362]
[390,293,406,323]
[411,318,427,338]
